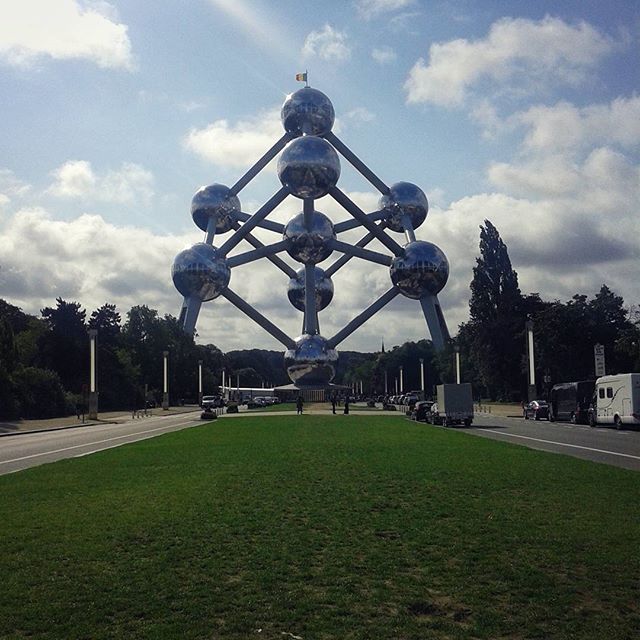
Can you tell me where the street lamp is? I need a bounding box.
[162,350,169,410]
[526,319,536,401]
[419,358,425,397]
[399,365,404,393]
[198,359,203,406]
[454,344,461,384]
[88,329,98,419]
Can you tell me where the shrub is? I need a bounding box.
[12,367,68,418]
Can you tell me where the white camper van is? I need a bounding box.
[590,374,640,429]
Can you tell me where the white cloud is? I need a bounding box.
[405,16,613,107]
[371,45,397,64]
[0,169,31,202]
[344,107,376,124]
[355,0,416,20]
[0,0,134,70]
[514,95,640,152]
[48,160,154,205]
[184,108,283,169]
[302,24,351,62]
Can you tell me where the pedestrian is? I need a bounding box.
[331,391,337,414]
[343,395,350,415]
[296,395,304,415]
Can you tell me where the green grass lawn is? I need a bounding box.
[1,416,639,639]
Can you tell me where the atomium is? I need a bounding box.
[172,243,230,302]
[278,135,341,199]
[281,87,335,137]
[192,184,241,235]
[288,266,334,312]
[380,182,428,233]
[390,241,449,299]
[172,83,452,388]
[285,334,338,385]
[284,211,335,264]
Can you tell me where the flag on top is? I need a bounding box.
[295,71,308,85]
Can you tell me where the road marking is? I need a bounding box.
[481,429,640,461]
[0,419,199,466]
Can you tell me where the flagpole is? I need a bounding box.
[305,69,309,87]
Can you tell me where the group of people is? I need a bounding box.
[295,392,350,415]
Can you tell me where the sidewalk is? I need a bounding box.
[0,406,202,437]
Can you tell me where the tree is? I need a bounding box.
[38,298,87,393]
[464,220,525,400]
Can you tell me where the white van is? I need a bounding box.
[590,374,640,429]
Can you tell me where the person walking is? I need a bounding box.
[296,395,304,415]
[331,391,337,414]
[343,395,350,415]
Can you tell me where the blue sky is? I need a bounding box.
[0,0,639,352]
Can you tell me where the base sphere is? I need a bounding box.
[284,334,338,385]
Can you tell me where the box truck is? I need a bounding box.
[429,383,474,427]
[589,373,640,429]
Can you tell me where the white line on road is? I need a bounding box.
[481,429,640,461]
[0,418,199,466]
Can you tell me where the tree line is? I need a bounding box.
[1,220,638,418]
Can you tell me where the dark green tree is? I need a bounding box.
[464,220,525,400]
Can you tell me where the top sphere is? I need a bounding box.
[379,182,429,233]
[281,87,335,137]
[191,184,241,235]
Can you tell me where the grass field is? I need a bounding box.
[1,415,639,639]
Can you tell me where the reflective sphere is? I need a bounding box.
[379,182,429,233]
[284,211,335,264]
[277,136,340,199]
[390,241,449,299]
[172,243,230,301]
[287,266,334,311]
[191,184,240,234]
[281,87,335,137]
[284,334,338,385]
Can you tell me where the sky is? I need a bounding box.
[0,0,639,353]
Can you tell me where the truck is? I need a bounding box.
[589,373,640,429]
[429,383,474,427]
[549,380,595,424]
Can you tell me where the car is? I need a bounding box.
[403,392,419,408]
[201,395,224,409]
[524,400,549,421]
[412,400,434,421]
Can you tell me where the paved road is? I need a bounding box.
[462,413,640,471]
[0,410,204,476]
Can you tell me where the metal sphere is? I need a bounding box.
[390,241,449,299]
[191,184,240,234]
[287,266,334,312]
[379,182,429,233]
[277,136,340,199]
[281,87,335,137]
[284,211,335,264]
[172,243,230,301]
[284,334,338,385]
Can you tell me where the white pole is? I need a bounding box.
[399,366,404,393]
[528,327,535,386]
[384,370,388,394]
[162,350,169,410]
[419,358,424,393]
[455,350,461,384]
[89,333,96,393]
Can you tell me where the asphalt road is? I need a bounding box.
[3,408,640,476]
[0,410,204,476]
[462,413,640,472]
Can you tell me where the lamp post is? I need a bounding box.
[198,359,203,406]
[88,329,98,419]
[162,350,169,410]
[454,344,461,384]
[526,319,536,401]
[419,358,425,397]
[399,365,404,393]
[384,370,388,394]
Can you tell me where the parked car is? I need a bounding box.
[411,400,434,422]
[524,400,549,421]
[201,395,224,409]
[403,392,419,408]
[549,380,595,424]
